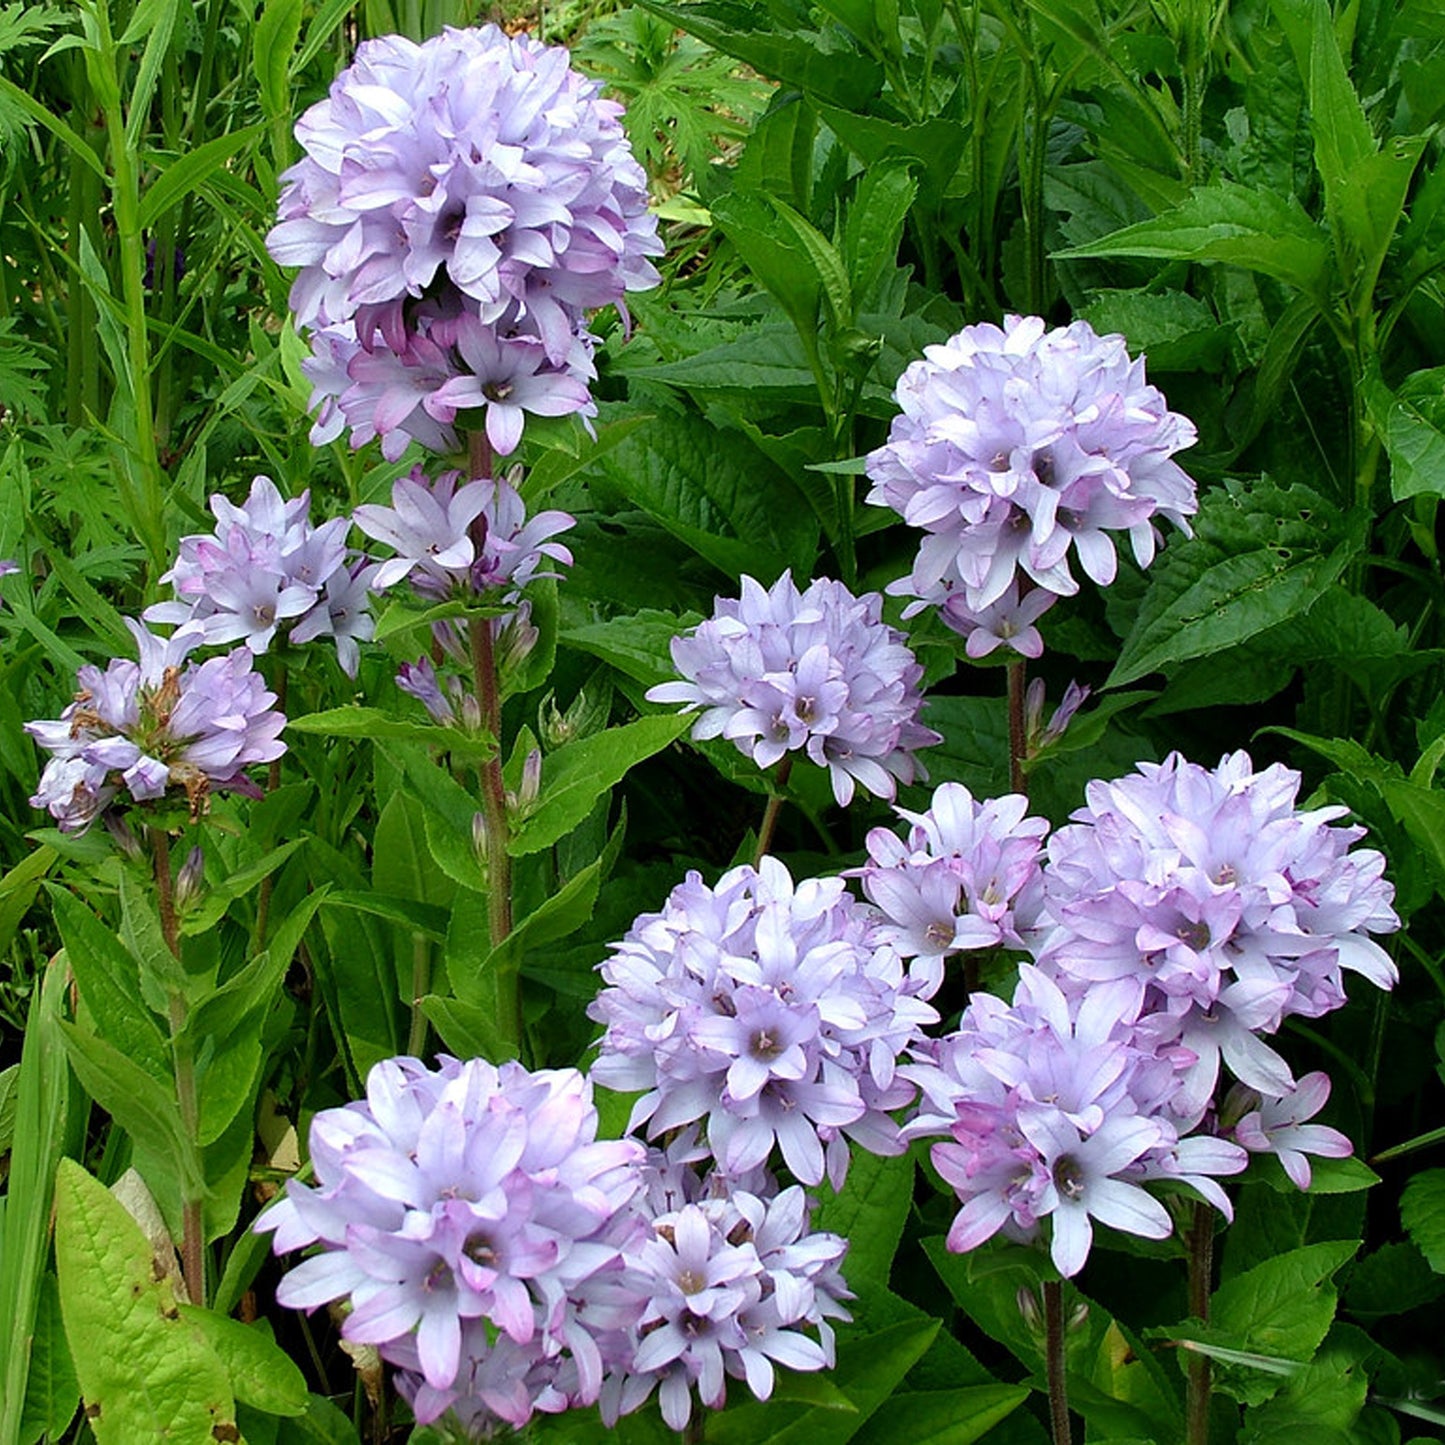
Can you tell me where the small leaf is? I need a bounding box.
[177,1308,308,1416]
[287,705,496,760]
[1401,1169,1445,1273]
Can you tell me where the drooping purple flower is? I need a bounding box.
[26,620,287,831]
[258,1057,644,1411]
[1033,750,1400,1114]
[590,857,935,1188]
[645,572,941,807]
[867,316,1197,656]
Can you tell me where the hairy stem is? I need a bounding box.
[1186,1201,1215,1445]
[151,827,204,1305]
[1007,659,1028,796]
[753,756,794,868]
[1043,1279,1072,1445]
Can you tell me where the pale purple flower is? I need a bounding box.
[857,782,1049,994]
[258,1057,643,1408]
[268,24,661,457]
[938,578,1056,660]
[1228,1072,1353,1189]
[596,1175,849,1432]
[26,619,286,831]
[144,475,364,671]
[590,856,935,1188]
[1034,750,1400,1113]
[645,572,940,807]
[867,316,1197,654]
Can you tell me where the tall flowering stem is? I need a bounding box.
[1007,660,1028,796]
[1043,1279,1072,1445]
[149,825,204,1306]
[752,756,794,868]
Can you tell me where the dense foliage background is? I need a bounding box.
[0,0,1444,1441]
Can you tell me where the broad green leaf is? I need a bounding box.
[563,610,701,691]
[842,164,918,302]
[509,714,692,856]
[813,1151,913,1291]
[758,193,854,328]
[1367,368,1445,501]
[177,1308,308,1416]
[179,839,308,935]
[16,1274,78,1444]
[54,1160,237,1443]
[1109,480,1363,688]
[614,322,818,398]
[57,1024,202,1193]
[848,1386,1030,1445]
[382,743,487,893]
[287,705,496,760]
[118,870,185,1015]
[712,190,823,344]
[48,885,169,1078]
[820,105,968,199]
[322,890,450,940]
[1344,1241,1445,1317]
[374,790,457,910]
[1171,1241,1357,1404]
[1078,289,1234,373]
[1054,182,1332,298]
[421,990,514,1063]
[1401,1169,1445,1273]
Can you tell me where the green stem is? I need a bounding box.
[1043,1279,1072,1445]
[151,826,204,1305]
[407,932,431,1057]
[1185,1201,1214,1445]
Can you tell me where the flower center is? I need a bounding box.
[1052,1154,1086,1202]
[677,1268,706,1295]
[751,1028,781,1061]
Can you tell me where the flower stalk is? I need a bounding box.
[1186,1200,1215,1445]
[1043,1279,1072,1445]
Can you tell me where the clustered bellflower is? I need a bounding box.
[26,620,286,832]
[267,25,662,458]
[866,315,1198,656]
[258,1057,644,1427]
[589,856,936,1189]
[646,571,941,807]
[145,475,377,676]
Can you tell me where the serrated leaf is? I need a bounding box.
[54,1160,236,1443]
[812,1151,913,1291]
[509,714,692,856]
[1401,1169,1445,1273]
[1109,480,1362,687]
[1054,181,1331,297]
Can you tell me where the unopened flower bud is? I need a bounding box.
[103,812,144,861]
[459,691,484,735]
[175,846,205,913]
[495,607,539,679]
[472,811,489,864]
[1217,1082,1262,1132]
[518,748,542,810]
[1016,1285,1042,1334]
[1068,1301,1090,1332]
[539,681,612,749]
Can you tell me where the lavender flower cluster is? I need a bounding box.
[590,857,937,1190]
[866,315,1198,658]
[261,1059,848,1436]
[26,619,286,831]
[145,475,376,676]
[646,571,941,807]
[268,25,662,459]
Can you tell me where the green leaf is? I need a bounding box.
[563,610,701,691]
[58,1022,201,1193]
[1109,479,1362,688]
[16,1274,78,1445]
[1078,289,1234,372]
[287,705,496,760]
[321,890,450,940]
[812,1151,913,1292]
[1170,1241,1357,1404]
[53,1160,237,1443]
[509,714,692,856]
[177,1308,308,1417]
[253,0,303,120]
[421,990,513,1062]
[137,125,265,230]
[849,1386,1030,1445]
[118,871,185,1015]
[1344,1240,1445,1317]
[819,105,968,200]
[759,193,854,328]
[1401,1170,1445,1273]
[0,78,106,181]
[1367,368,1445,501]
[712,190,824,343]
[1054,182,1332,298]
[383,743,486,892]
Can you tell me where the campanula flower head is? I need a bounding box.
[26,620,287,832]
[144,475,372,674]
[904,966,1247,1277]
[857,781,1049,996]
[646,571,940,807]
[268,25,661,458]
[1223,1071,1353,1190]
[867,315,1197,657]
[593,1168,850,1432]
[590,856,936,1188]
[1035,750,1399,1115]
[258,1056,644,1413]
